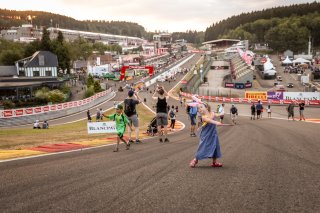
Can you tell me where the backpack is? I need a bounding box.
[96,111,101,119]
[186,105,191,114]
[124,99,135,116]
[189,106,197,115]
[169,109,175,119]
[113,114,125,124]
[231,107,237,114]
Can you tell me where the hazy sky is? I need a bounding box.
[0,0,318,32]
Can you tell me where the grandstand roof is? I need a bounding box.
[202,39,240,45]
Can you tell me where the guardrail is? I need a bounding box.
[0,88,115,127]
[180,92,320,106]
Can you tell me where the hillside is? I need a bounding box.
[204,2,320,53]
[0,9,147,38]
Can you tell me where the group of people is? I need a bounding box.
[84,81,309,169]
[33,120,49,129]
[287,102,306,121]
[250,101,272,120]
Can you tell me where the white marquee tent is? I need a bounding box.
[282,56,293,65]
[292,58,311,66]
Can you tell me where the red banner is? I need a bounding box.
[309,100,320,105]
[4,110,13,117]
[63,103,68,108]
[15,109,24,116]
[25,108,33,115]
[43,106,50,112]
[34,107,42,113]
[57,104,62,110]
[50,105,57,111]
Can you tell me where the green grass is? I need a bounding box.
[0,104,155,150]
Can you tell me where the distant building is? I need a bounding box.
[284,50,294,59]
[1,25,146,47]
[47,27,146,47]
[153,33,172,55]
[15,51,58,77]
[202,39,240,52]
[254,43,270,51]
[0,24,42,43]
[0,51,64,101]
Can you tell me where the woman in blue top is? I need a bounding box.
[190,103,232,168]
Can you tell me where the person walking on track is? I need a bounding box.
[124,90,142,143]
[189,103,233,168]
[107,104,132,152]
[251,103,256,120]
[152,86,170,142]
[230,104,238,125]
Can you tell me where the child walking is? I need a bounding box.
[169,105,176,129]
[267,105,271,118]
[107,104,132,152]
[190,103,232,168]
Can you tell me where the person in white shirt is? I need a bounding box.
[218,103,225,123]
[33,120,40,129]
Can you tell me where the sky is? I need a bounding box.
[0,0,318,32]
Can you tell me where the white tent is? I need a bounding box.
[282,56,293,65]
[293,58,311,66]
[263,58,275,71]
[264,69,277,76]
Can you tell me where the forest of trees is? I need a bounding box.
[0,8,206,44]
[204,1,320,53]
[0,28,122,72]
[172,31,204,45]
[220,13,320,53]
[0,9,148,38]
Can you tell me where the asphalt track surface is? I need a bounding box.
[1,55,320,212]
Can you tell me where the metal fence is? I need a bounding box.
[184,56,212,94]
[0,91,115,128]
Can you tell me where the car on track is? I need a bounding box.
[287,83,294,88]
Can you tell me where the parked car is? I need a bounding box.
[287,83,294,88]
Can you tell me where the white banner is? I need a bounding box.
[87,121,117,134]
[283,92,320,101]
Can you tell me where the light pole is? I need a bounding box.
[200,64,203,83]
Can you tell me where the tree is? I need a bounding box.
[51,40,71,73]
[87,74,94,88]
[40,28,51,51]
[265,23,309,53]
[93,80,102,92]
[0,49,23,65]
[35,87,50,103]
[85,86,95,98]
[57,31,64,44]
[24,40,41,57]
[48,90,65,103]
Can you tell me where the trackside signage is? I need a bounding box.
[87,122,117,134]
[0,89,111,118]
[283,92,320,101]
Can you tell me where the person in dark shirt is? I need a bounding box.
[299,102,306,121]
[124,90,141,143]
[152,86,170,142]
[256,101,263,119]
[287,103,295,121]
[251,103,256,120]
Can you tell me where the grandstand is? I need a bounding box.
[230,54,253,84]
